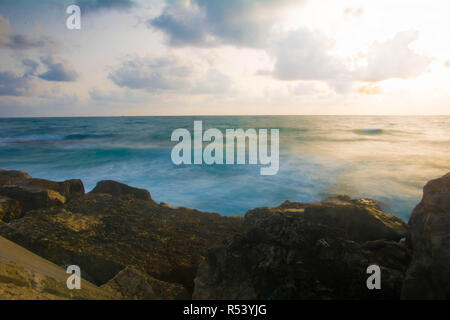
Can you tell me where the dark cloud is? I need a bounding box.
[4,34,53,50]
[75,0,136,13]
[22,59,39,76]
[109,56,194,92]
[38,56,79,82]
[109,55,231,95]
[0,15,57,50]
[0,71,29,96]
[0,59,40,96]
[149,0,303,47]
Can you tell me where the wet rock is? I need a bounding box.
[0,191,244,295]
[193,197,411,300]
[90,180,152,201]
[246,196,407,243]
[402,172,450,299]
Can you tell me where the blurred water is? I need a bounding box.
[0,116,448,220]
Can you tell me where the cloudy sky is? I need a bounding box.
[0,0,449,116]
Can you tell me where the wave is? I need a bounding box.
[0,135,64,143]
[353,128,385,135]
[64,134,115,140]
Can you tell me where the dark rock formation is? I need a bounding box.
[0,169,85,222]
[90,180,152,201]
[0,182,244,295]
[402,172,450,299]
[247,196,407,242]
[1,168,449,300]
[0,169,31,185]
[0,185,66,212]
[17,178,85,199]
[0,196,22,223]
[101,266,189,300]
[193,197,411,300]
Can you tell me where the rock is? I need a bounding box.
[0,169,82,222]
[0,169,31,185]
[90,180,152,201]
[246,196,407,243]
[0,235,117,300]
[101,266,189,300]
[193,197,411,300]
[18,178,85,199]
[402,172,450,299]
[0,185,66,212]
[0,191,244,295]
[0,196,22,223]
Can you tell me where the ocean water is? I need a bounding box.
[0,116,449,220]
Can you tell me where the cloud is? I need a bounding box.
[0,15,12,45]
[289,82,321,96]
[0,59,40,96]
[0,14,56,50]
[89,88,143,103]
[149,0,303,47]
[357,84,382,95]
[22,59,39,76]
[261,29,431,93]
[344,8,364,18]
[109,55,231,95]
[109,56,194,92]
[268,28,348,81]
[262,28,353,92]
[0,71,30,96]
[357,30,432,82]
[191,69,231,94]
[38,56,79,82]
[75,0,136,13]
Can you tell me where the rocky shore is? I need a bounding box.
[0,168,448,300]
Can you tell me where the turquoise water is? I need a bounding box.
[0,116,449,220]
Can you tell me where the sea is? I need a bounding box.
[0,116,448,220]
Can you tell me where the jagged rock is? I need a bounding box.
[101,266,189,300]
[193,197,411,300]
[246,196,407,242]
[0,169,31,185]
[90,180,152,201]
[0,185,66,212]
[18,178,85,199]
[402,172,450,299]
[0,196,22,223]
[0,190,244,295]
[0,169,82,222]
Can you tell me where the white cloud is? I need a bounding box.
[357,30,432,82]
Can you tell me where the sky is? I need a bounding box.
[0,0,449,116]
